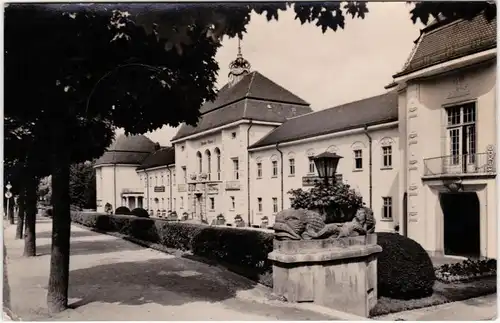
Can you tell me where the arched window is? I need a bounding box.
[214,148,221,180]
[196,151,202,173]
[205,149,212,180]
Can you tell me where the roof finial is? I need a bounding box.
[228,37,251,86]
[237,37,242,57]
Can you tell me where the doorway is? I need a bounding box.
[439,192,480,258]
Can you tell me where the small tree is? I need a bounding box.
[288,182,364,223]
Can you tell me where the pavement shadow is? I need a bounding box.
[36,230,97,239]
[67,257,258,308]
[36,239,144,257]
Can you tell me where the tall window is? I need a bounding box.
[167,198,170,210]
[272,161,278,177]
[161,198,164,209]
[166,174,170,186]
[272,197,278,213]
[161,174,164,185]
[257,162,262,178]
[149,176,153,187]
[382,146,392,168]
[209,197,215,210]
[382,197,393,219]
[196,151,202,173]
[172,173,176,185]
[205,150,211,180]
[257,197,263,212]
[308,157,315,174]
[173,198,176,210]
[289,158,295,176]
[215,148,221,180]
[144,175,147,187]
[230,196,235,209]
[155,176,158,186]
[354,149,363,170]
[182,166,187,183]
[446,103,476,166]
[233,158,239,180]
[180,197,184,209]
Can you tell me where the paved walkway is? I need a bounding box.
[375,293,497,321]
[3,219,344,321]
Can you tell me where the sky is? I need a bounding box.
[136,2,425,145]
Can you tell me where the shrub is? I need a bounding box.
[131,208,150,218]
[377,232,436,300]
[43,207,53,218]
[288,182,364,223]
[191,226,273,273]
[70,211,113,231]
[115,206,131,215]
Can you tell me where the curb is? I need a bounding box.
[72,222,373,321]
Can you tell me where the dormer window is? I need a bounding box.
[231,132,237,139]
[181,145,185,151]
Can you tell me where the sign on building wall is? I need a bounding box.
[154,186,166,193]
[207,183,219,195]
[302,174,343,187]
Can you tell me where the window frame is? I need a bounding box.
[272,160,278,177]
[289,158,295,176]
[382,145,393,169]
[382,196,393,220]
[353,149,363,170]
[272,197,278,213]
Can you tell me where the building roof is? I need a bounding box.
[95,134,156,166]
[136,146,175,170]
[394,14,496,78]
[171,71,312,141]
[249,91,398,149]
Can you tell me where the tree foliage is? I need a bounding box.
[69,161,97,210]
[288,182,364,223]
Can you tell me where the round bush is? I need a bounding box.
[115,206,131,215]
[131,208,150,218]
[377,232,436,300]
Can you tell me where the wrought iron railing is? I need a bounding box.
[423,152,496,176]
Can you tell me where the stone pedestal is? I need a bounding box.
[268,234,382,317]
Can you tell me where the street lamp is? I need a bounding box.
[313,152,343,186]
[5,182,13,220]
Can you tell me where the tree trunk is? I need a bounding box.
[23,178,37,257]
[8,203,15,224]
[47,152,71,314]
[15,190,25,239]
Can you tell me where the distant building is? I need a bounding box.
[95,16,497,258]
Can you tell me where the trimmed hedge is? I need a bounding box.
[377,232,436,300]
[71,212,436,301]
[131,208,150,218]
[115,206,131,215]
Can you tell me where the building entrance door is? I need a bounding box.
[439,192,480,258]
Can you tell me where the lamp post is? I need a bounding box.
[5,182,13,220]
[313,152,343,186]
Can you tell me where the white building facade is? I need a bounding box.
[95,15,497,259]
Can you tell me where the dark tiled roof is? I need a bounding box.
[172,99,312,141]
[249,91,398,149]
[172,71,311,141]
[394,15,496,77]
[137,146,175,170]
[95,134,156,166]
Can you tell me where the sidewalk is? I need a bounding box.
[374,293,497,321]
[3,219,345,321]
